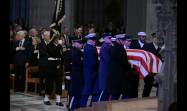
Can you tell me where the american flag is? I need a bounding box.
[96,47,163,79]
[126,49,162,79]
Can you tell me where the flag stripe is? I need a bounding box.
[128,55,149,72]
[96,47,162,78]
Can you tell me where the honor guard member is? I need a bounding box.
[106,34,132,100]
[123,35,132,49]
[38,30,50,95]
[43,29,64,106]
[124,35,140,98]
[98,33,113,101]
[129,32,146,98]
[69,38,84,111]
[80,33,100,107]
[130,32,146,49]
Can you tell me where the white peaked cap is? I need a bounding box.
[137,32,146,36]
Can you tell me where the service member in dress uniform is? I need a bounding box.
[43,30,64,106]
[80,33,100,107]
[124,35,140,98]
[130,32,147,49]
[105,34,132,100]
[68,38,84,111]
[38,30,50,95]
[98,33,113,101]
[130,32,147,98]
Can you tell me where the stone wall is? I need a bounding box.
[151,0,177,111]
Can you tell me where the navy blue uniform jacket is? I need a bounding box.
[70,47,84,96]
[98,43,111,90]
[82,43,99,95]
[106,42,131,95]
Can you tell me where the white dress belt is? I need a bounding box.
[48,57,61,60]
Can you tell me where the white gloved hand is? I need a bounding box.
[58,40,63,45]
[65,76,71,80]
[34,50,39,53]
[16,47,21,51]
[20,47,25,50]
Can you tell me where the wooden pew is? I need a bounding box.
[10,64,15,90]
[24,66,40,95]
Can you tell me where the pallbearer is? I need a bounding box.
[80,33,100,107]
[69,38,84,111]
[98,33,113,101]
[106,34,132,100]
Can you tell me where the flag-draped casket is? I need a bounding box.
[96,47,162,79]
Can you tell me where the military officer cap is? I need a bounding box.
[137,32,146,36]
[124,35,132,41]
[115,34,126,40]
[85,33,97,40]
[102,32,112,38]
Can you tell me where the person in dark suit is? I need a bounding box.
[80,33,100,107]
[38,30,50,95]
[13,31,31,92]
[98,33,112,101]
[130,32,147,49]
[68,38,84,111]
[27,28,39,43]
[61,26,71,49]
[29,37,40,66]
[142,33,162,97]
[106,34,131,100]
[43,31,64,106]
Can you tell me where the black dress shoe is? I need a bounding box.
[44,101,52,105]
[56,102,64,106]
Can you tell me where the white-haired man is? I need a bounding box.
[14,30,31,92]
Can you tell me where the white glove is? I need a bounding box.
[16,47,21,51]
[34,50,39,53]
[65,76,71,80]
[58,40,63,45]
[20,47,25,50]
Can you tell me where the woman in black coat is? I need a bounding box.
[29,37,40,66]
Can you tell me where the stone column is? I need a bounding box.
[126,0,147,38]
[152,0,177,111]
[146,0,158,42]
